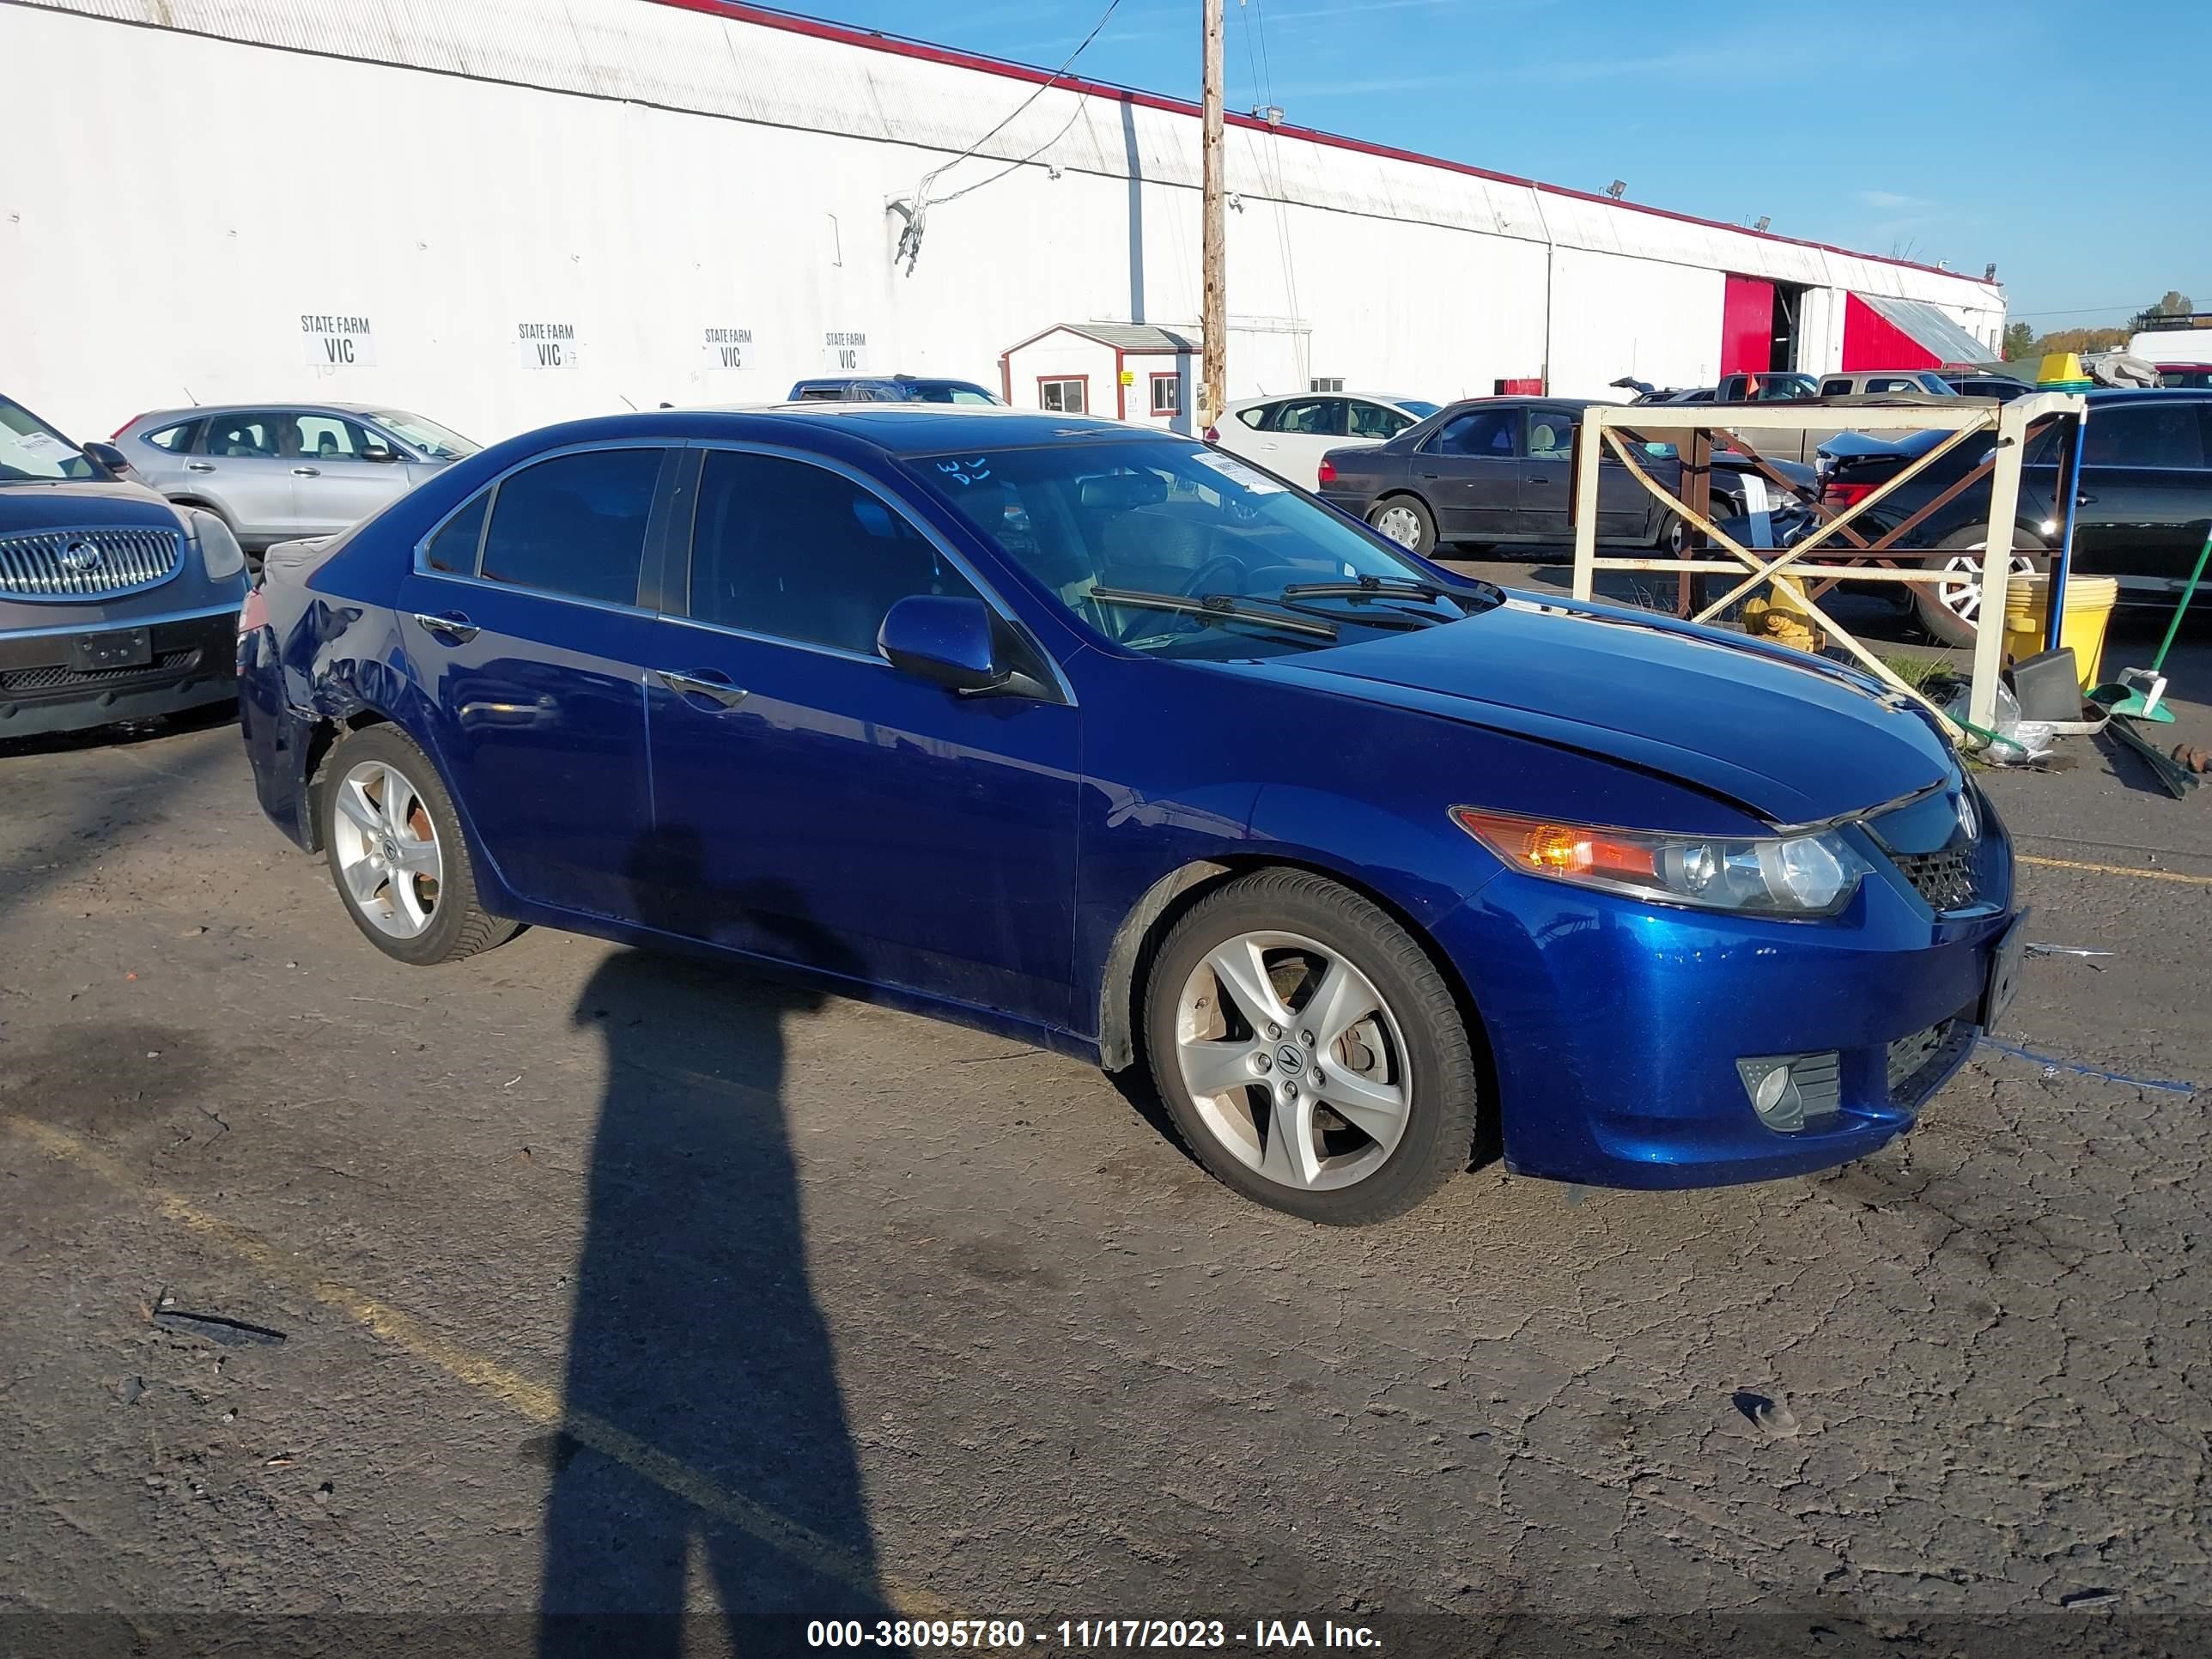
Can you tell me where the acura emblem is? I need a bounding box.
[58,539,104,574]
[1956,788,1980,842]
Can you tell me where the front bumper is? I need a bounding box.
[1437,832,2014,1188]
[0,604,240,738]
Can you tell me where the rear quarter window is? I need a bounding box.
[144,421,201,453]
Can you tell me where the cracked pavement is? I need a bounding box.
[2,605,2209,1656]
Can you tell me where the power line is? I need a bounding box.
[892,0,1122,271]
[2009,297,2201,319]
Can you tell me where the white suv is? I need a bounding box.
[1206,392,1440,489]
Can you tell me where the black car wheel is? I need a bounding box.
[1367,495,1435,555]
[1913,527,2046,649]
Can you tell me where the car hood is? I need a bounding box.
[1238,597,1954,824]
[0,477,183,529]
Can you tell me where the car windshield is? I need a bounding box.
[905,439,1481,659]
[0,396,100,483]
[366,410,479,460]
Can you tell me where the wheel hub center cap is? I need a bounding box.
[1276,1042,1307,1073]
[378,834,398,863]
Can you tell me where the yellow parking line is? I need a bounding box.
[2019,854,2212,886]
[1,1111,949,1622]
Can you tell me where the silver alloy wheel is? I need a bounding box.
[1931,545,2039,629]
[1371,504,1423,549]
[330,759,444,939]
[1174,929,1413,1192]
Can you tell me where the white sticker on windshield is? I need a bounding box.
[14,431,68,459]
[1189,448,1284,494]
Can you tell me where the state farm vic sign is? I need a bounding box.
[516,321,580,368]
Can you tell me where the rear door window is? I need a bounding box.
[1269,398,1346,437]
[1425,409,1518,458]
[202,412,284,458]
[1234,404,1271,429]
[2083,403,2209,469]
[1348,402,1413,440]
[477,447,663,605]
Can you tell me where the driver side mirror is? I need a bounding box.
[81,441,132,478]
[362,444,400,464]
[877,595,1010,694]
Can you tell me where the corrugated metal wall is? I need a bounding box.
[3,0,2008,444]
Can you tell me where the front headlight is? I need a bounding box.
[186,508,245,581]
[1451,807,1869,918]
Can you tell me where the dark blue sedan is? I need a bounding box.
[239,406,2018,1224]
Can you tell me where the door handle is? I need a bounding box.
[1527,475,1553,484]
[293,465,320,477]
[185,461,215,472]
[2075,493,2096,505]
[654,668,748,710]
[411,611,478,644]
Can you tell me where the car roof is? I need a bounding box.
[127,401,397,425]
[563,404,1164,458]
[1228,392,1422,407]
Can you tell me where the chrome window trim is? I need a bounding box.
[654,609,888,667]
[682,439,1078,707]
[410,567,665,623]
[1,599,241,640]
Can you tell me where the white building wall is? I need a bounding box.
[3,0,2008,447]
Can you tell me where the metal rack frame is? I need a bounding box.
[1568,391,2087,731]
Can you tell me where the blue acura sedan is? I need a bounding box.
[239,405,2019,1224]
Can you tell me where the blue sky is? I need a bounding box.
[787,0,2209,327]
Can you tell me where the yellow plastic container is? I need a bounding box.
[2001,574,2118,690]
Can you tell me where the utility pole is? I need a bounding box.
[1200,0,1226,426]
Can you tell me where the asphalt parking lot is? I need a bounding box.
[4,596,2210,1657]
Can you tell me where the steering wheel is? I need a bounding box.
[1180,552,1246,597]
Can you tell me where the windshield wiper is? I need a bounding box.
[1088,586,1339,640]
[1279,574,1504,612]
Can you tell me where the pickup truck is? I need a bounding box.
[1628,372,1954,465]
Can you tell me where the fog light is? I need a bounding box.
[1735,1054,1838,1133]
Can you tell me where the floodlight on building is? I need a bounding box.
[1754,216,1771,231]
[1605,179,1627,200]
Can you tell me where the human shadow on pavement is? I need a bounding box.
[538,827,896,1656]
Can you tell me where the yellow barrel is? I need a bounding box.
[2002,574,2118,690]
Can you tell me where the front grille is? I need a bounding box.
[0,526,183,601]
[1892,844,1978,912]
[0,648,198,695]
[1887,1016,1973,1104]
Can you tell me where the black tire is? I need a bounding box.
[1366,495,1436,556]
[1654,513,1685,557]
[1143,869,1480,1225]
[316,725,519,966]
[1911,526,2047,649]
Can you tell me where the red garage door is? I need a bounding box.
[1840,293,1941,371]
[1719,276,1774,374]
